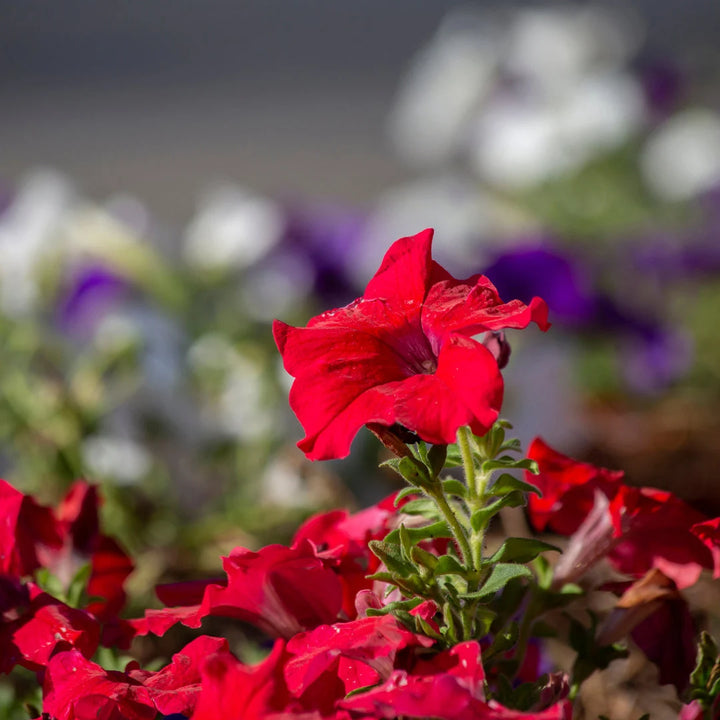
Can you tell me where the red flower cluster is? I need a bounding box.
[1,479,571,719]
[526,438,720,589]
[274,229,549,460]
[0,480,133,676]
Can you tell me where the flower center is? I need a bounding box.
[393,330,438,376]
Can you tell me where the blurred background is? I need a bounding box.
[3,0,720,587]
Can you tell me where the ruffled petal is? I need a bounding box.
[422,275,550,346]
[363,228,437,304]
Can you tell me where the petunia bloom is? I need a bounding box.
[274,229,549,460]
[527,438,720,589]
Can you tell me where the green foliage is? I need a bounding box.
[687,632,720,716]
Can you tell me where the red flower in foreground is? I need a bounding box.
[274,229,549,460]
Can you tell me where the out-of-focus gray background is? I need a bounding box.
[3,0,720,221]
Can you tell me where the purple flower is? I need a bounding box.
[57,264,129,338]
[279,202,366,306]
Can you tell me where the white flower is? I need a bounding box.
[641,109,720,200]
[82,435,152,485]
[184,186,284,271]
[0,169,75,316]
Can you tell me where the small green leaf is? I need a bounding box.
[384,520,452,545]
[441,478,468,499]
[382,455,431,486]
[463,563,532,601]
[393,486,421,506]
[411,545,439,570]
[488,473,542,498]
[482,457,539,474]
[369,540,413,575]
[399,524,413,561]
[490,537,560,564]
[434,555,466,576]
[470,492,525,532]
[400,498,438,516]
[427,444,448,476]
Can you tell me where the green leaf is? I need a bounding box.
[490,538,560,564]
[441,478,468,499]
[434,555,466,576]
[482,457,539,474]
[381,455,430,487]
[488,473,542,498]
[470,492,525,532]
[463,563,532,601]
[500,438,523,453]
[384,520,452,545]
[365,597,424,617]
[411,545,439,571]
[427,444,447,476]
[393,486,421,506]
[398,524,413,561]
[369,540,414,575]
[66,562,92,608]
[444,445,464,468]
[400,498,438,516]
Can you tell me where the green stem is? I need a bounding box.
[427,486,473,570]
[457,426,479,496]
[457,426,490,573]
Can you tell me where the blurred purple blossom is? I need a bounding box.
[279,202,366,306]
[485,241,692,392]
[57,264,129,338]
[638,58,684,120]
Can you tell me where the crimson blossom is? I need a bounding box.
[274,229,549,460]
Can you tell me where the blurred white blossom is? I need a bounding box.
[0,170,75,316]
[184,186,285,271]
[82,434,152,485]
[641,109,720,200]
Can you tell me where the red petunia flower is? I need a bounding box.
[284,614,434,712]
[130,540,344,640]
[527,438,720,589]
[191,640,292,720]
[274,229,549,460]
[1,587,100,673]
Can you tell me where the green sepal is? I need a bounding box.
[427,443,448,476]
[488,472,542,498]
[381,455,432,487]
[470,492,525,532]
[463,563,532,601]
[489,537,560,564]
